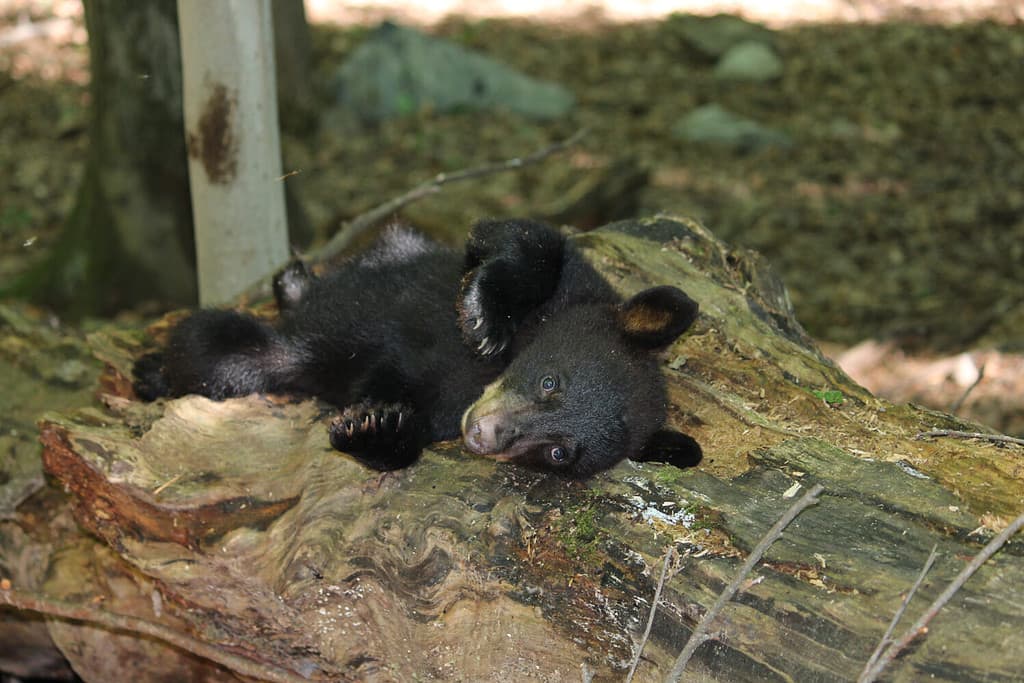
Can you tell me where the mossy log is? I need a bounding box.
[26,217,1024,682]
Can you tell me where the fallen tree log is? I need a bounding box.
[8,216,1024,682]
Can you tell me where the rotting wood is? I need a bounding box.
[859,544,939,683]
[3,216,1021,682]
[664,484,825,681]
[859,512,1024,683]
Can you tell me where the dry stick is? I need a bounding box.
[949,362,985,414]
[664,484,825,683]
[625,547,676,683]
[151,471,184,496]
[0,587,319,683]
[308,128,589,265]
[858,544,940,683]
[914,429,1024,448]
[860,510,1024,683]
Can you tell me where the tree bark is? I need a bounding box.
[10,217,1024,681]
[272,0,316,134]
[178,0,289,306]
[24,0,196,316]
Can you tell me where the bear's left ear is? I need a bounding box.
[618,286,699,349]
[631,429,703,469]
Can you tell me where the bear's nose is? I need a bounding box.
[464,413,503,454]
[464,413,523,455]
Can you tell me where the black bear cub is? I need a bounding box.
[133,219,702,478]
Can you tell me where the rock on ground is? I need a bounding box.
[333,21,574,122]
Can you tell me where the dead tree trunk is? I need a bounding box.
[5,217,1023,682]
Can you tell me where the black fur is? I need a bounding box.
[134,219,702,477]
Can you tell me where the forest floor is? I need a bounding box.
[0,0,1022,435]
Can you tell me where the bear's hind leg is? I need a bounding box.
[329,401,427,471]
[133,351,170,401]
[135,309,291,401]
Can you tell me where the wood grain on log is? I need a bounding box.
[30,217,1024,682]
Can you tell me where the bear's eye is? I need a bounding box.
[547,445,568,464]
[540,375,558,393]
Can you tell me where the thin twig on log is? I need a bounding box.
[0,587,322,683]
[949,362,985,414]
[663,484,825,682]
[152,472,183,496]
[858,544,939,683]
[914,429,1024,448]
[308,128,589,265]
[859,511,1024,682]
[625,547,675,683]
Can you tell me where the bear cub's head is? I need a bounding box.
[461,286,702,478]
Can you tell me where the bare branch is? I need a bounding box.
[914,429,1024,448]
[625,547,675,683]
[859,511,1024,682]
[664,484,825,682]
[949,362,985,414]
[0,586,323,683]
[858,544,939,683]
[308,128,589,265]
[236,128,588,304]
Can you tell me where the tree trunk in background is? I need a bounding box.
[178,0,289,306]
[272,0,317,134]
[27,0,196,316]
[16,0,313,317]
[273,0,317,249]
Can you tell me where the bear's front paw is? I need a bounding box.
[458,265,515,357]
[328,402,418,471]
[329,402,406,450]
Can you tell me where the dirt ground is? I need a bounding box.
[1,0,1022,435]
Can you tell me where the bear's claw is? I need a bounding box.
[328,401,415,465]
[458,267,515,358]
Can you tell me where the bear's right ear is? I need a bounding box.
[618,286,699,350]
